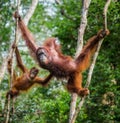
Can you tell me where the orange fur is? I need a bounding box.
[15,12,109,96]
[7,46,52,98]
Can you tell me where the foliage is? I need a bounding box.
[0,0,120,123]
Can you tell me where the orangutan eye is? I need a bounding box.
[55,38,60,45]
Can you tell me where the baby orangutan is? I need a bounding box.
[6,46,52,98]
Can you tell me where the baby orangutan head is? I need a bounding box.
[29,67,39,80]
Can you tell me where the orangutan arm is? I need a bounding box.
[76,29,110,72]
[14,11,38,56]
[34,73,53,86]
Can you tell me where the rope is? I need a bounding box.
[5,0,21,123]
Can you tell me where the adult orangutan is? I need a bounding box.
[14,12,109,96]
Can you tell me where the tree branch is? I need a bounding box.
[24,0,38,25]
[69,0,91,123]
[75,0,91,57]
[103,0,111,30]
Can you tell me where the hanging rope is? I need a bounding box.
[5,0,20,123]
[9,0,20,92]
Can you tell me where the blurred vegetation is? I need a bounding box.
[0,0,120,122]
